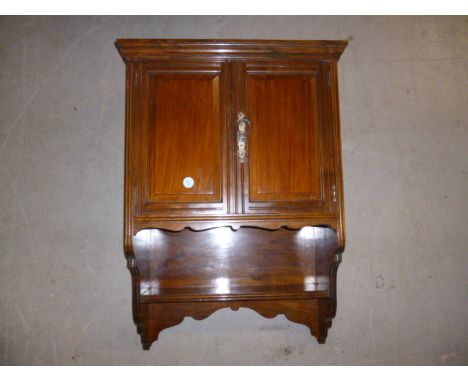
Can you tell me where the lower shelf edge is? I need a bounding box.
[140,290,330,303]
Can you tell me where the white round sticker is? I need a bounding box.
[183,177,195,189]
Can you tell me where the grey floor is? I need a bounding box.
[0,16,467,365]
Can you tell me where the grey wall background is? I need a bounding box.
[0,16,467,365]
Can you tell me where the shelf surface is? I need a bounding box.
[140,282,330,303]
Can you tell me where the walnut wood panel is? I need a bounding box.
[236,61,336,215]
[116,39,347,349]
[148,73,221,202]
[245,62,322,202]
[138,61,230,216]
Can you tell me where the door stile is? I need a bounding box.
[231,61,247,214]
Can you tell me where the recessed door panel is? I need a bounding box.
[248,75,321,200]
[139,61,229,216]
[149,75,220,201]
[239,61,335,214]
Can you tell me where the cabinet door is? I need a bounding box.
[236,61,336,215]
[137,61,230,217]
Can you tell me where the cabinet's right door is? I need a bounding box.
[237,60,337,216]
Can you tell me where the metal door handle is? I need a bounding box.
[237,112,250,163]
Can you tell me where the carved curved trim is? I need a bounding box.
[329,253,342,319]
[138,299,333,349]
[124,245,141,328]
[132,219,339,234]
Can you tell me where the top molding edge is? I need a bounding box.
[115,39,348,62]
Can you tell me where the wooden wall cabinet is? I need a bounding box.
[116,39,347,349]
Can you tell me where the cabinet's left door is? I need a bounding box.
[129,61,231,219]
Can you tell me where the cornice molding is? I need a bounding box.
[115,39,348,62]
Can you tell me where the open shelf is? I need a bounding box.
[133,226,337,302]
